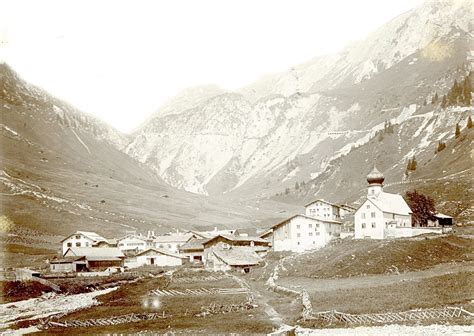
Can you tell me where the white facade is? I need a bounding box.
[305,200,341,221]
[126,249,184,268]
[117,235,151,252]
[355,166,412,239]
[268,215,341,252]
[62,234,94,255]
[154,233,193,253]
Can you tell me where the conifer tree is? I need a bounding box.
[455,123,461,138]
[431,92,438,104]
[441,95,447,109]
[468,116,473,129]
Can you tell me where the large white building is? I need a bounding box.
[354,166,412,239]
[61,231,110,255]
[262,215,342,252]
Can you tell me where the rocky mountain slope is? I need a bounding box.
[0,64,300,241]
[126,0,473,204]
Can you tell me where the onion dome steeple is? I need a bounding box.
[367,165,385,185]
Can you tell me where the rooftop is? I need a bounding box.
[212,247,261,266]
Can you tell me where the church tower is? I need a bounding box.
[367,166,384,199]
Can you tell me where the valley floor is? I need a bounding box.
[1,234,473,335]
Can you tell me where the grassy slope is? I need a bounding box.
[280,235,472,279]
[0,65,300,244]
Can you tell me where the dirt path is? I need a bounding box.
[278,262,473,293]
[231,272,292,332]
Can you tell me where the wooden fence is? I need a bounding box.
[150,287,249,297]
[308,307,473,325]
[39,312,172,329]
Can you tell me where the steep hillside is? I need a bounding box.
[126,0,473,199]
[0,64,300,242]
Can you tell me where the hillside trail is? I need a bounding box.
[277,261,473,293]
[230,273,292,332]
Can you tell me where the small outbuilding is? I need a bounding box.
[135,248,185,267]
[50,256,87,273]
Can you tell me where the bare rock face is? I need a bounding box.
[126,0,473,197]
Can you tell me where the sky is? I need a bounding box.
[0,0,424,133]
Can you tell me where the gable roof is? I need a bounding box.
[187,229,236,239]
[179,238,207,251]
[269,214,342,231]
[304,199,338,208]
[136,248,185,259]
[64,247,125,259]
[154,232,193,243]
[117,234,151,243]
[203,234,269,246]
[50,256,86,263]
[61,231,108,243]
[212,248,261,266]
[364,192,412,216]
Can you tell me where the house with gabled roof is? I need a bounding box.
[153,232,194,253]
[63,247,125,270]
[208,247,262,273]
[263,214,342,252]
[126,248,186,268]
[61,231,111,255]
[179,238,207,263]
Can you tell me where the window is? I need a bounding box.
[362,223,366,228]
[315,224,320,228]
[75,235,81,239]
[297,242,300,245]
[313,241,315,244]
[372,189,375,194]
[75,242,81,247]
[361,213,366,219]
[159,244,164,248]
[315,232,320,236]
[309,223,312,228]
[67,242,72,247]
[297,233,301,238]
[296,224,301,229]
[366,204,370,209]
[371,222,376,228]
[167,244,172,248]
[309,232,313,236]
[86,242,89,247]
[371,212,376,218]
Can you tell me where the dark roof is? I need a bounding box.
[50,256,86,263]
[212,248,261,266]
[136,248,185,259]
[304,199,338,208]
[203,234,269,246]
[269,214,342,231]
[179,238,207,251]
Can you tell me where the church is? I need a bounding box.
[354,166,412,239]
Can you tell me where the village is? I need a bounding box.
[44,166,454,277]
[2,168,471,335]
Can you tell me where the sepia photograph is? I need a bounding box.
[0,0,473,335]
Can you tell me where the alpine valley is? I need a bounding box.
[1,0,473,246]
